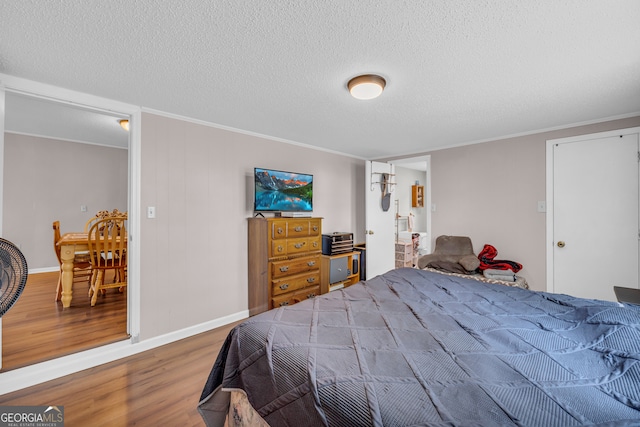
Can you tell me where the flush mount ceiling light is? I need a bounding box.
[348,74,386,100]
[119,119,129,131]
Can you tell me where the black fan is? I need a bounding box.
[0,238,28,317]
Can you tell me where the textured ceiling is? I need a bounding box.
[1,0,639,159]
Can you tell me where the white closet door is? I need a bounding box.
[553,132,639,301]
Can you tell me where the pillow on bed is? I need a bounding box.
[459,254,480,271]
[426,260,469,274]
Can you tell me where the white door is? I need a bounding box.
[0,86,4,369]
[365,161,396,278]
[551,129,639,301]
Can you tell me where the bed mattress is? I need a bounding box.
[199,268,640,426]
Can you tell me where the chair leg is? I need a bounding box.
[89,270,96,297]
[55,270,63,302]
[91,270,104,306]
[118,267,126,292]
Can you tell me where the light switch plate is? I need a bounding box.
[537,201,546,213]
[147,206,156,218]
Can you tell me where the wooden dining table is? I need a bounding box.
[56,232,91,308]
[56,232,127,308]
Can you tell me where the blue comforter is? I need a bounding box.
[199,268,640,426]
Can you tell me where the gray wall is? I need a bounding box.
[138,112,364,340]
[3,133,128,269]
[388,115,640,292]
[7,108,639,344]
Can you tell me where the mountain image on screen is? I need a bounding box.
[254,169,313,212]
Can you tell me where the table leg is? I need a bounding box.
[59,243,75,308]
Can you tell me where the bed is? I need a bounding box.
[198,268,640,426]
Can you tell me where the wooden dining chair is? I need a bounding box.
[84,215,101,233]
[52,221,92,302]
[87,216,127,306]
[84,209,128,232]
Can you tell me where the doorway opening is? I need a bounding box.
[1,89,132,371]
[364,156,432,278]
[391,156,432,255]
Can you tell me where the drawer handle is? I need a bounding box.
[294,242,306,249]
[312,225,318,231]
[279,301,289,306]
[307,277,315,283]
[279,283,289,290]
[307,261,316,267]
[277,245,284,252]
[277,227,284,234]
[307,293,316,299]
[279,266,289,272]
[294,226,303,232]
[311,242,318,247]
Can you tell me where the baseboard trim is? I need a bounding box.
[29,266,59,274]
[0,310,248,395]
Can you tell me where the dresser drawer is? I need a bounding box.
[271,255,320,279]
[308,235,321,252]
[272,271,320,296]
[270,236,321,258]
[270,219,310,240]
[287,237,311,255]
[286,219,312,237]
[272,285,321,308]
[270,218,322,240]
[271,238,306,258]
[308,219,321,236]
[271,239,288,258]
[285,219,321,237]
[270,220,288,240]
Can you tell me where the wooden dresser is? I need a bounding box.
[248,217,322,315]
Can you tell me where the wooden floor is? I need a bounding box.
[0,320,241,426]
[1,271,129,371]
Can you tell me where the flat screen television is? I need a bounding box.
[254,168,313,213]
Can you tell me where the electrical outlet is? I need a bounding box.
[80,205,88,212]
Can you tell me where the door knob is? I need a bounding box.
[367,230,374,235]
[557,241,565,248]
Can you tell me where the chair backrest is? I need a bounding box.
[87,217,127,269]
[613,286,640,305]
[84,209,128,232]
[52,220,62,264]
[84,215,100,233]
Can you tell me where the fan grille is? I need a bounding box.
[0,238,28,317]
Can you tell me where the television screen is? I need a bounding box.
[254,168,313,212]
